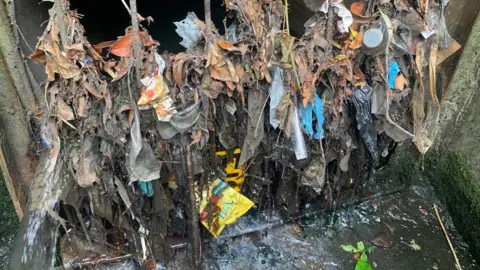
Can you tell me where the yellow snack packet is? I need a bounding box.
[199,179,254,238]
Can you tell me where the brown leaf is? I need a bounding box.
[345,88,353,96]
[350,1,365,16]
[394,73,408,90]
[88,46,104,61]
[202,73,223,99]
[76,137,98,187]
[236,84,245,106]
[57,98,74,121]
[302,75,314,108]
[239,43,249,57]
[173,53,187,87]
[419,0,429,16]
[82,75,104,98]
[262,64,272,83]
[226,81,235,97]
[43,41,81,81]
[110,32,159,57]
[65,44,85,60]
[352,13,378,24]
[93,40,116,52]
[205,80,223,99]
[30,50,46,64]
[210,65,232,82]
[110,34,133,57]
[77,96,86,117]
[189,130,202,146]
[349,31,363,50]
[235,64,244,82]
[217,38,236,51]
[429,35,439,104]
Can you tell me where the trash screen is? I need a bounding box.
[12,0,464,268]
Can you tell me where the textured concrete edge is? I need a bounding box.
[436,13,480,146]
[0,0,37,214]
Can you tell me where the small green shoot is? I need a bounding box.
[341,241,373,270]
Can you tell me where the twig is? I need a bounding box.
[15,24,34,54]
[433,204,462,270]
[284,0,301,91]
[254,91,270,136]
[68,254,133,268]
[204,0,212,38]
[326,6,334,42]
[75,207,92,246]
[120,0,131,14]
[244,173,272,184]
[128,0,143,86]
[186,144,202,268]
[54,0,68,49]
[120,0,146,22]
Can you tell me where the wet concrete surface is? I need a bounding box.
[191,176,478,270]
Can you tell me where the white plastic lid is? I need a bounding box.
[363,28,384,48]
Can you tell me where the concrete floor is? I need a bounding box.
[191,176,478,270]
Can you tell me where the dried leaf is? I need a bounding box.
[65,43,85,60]
[82,75,104,98]
[350,2,365,15]
[236,84,245,105]
[352,13,378,24]
[394,73,408,90]
[44,41,81,81]
[93,40,116,52]
[345,88,352,96]
[76,137,98,187]
[30,50,46,64]
[349,31,364,50]
[419,0,429,16]
[77,96,86,117]
[189,130,202,146]
[217,38,236,51]
[429,35,439,104]
[110,32,159,57]
[202,72,224,99]
[239,43,249,57]
[331,55,348,62]
[57,98,74,121]
[235,64,244,82]
[302,75,314,108]
[173,53,187,87]
[110,34,133,57]
[210,65,232,82]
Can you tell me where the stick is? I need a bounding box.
[326,6,334,42]
[186,144,202,268]
[204,0,212,37]
[433,204,462,270]
[128,0,143,87]
[54,0,68,49]
[284,0,301,91]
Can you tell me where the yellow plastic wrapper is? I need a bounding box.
[215,148,245,192]
[199,179,254,238]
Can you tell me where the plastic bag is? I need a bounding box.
[199,179,254,238]
[352,86,378,168]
